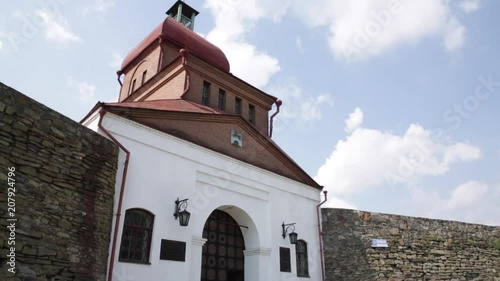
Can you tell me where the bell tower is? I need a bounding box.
[166,0,199,30]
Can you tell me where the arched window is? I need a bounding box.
[296,240,309,277]
[119,208,154,264]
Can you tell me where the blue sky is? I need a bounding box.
[1,0,499,225]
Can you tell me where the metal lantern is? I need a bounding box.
[282,222,298,244]
[288,231,298,244]
[174,198,190,227]
[178,209,191,227]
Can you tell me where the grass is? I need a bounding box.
[493,239,500,250]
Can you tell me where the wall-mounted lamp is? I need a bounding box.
[174,198,190,227]
[282,222,298,244]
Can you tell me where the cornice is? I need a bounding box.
[186,56,277,108]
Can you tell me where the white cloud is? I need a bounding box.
[300,94,334,122]
[204,0,280,88]
[0,14,4,51]
[296,36,304,53]
[35,10,81,43]
[315,108,481,195]
[322,196,357,210]
[109,51,124,69]
[84,0,116,15]
[445,181,488,210]
[290,0,469,61]
[459,0,481,13]
[345,107,364,132]
[204,0,478,66]
[66,76,97,102]
[77,82,97,102]
[204,0,476,64]
[266,80,333,124]
[410,181,500,225]
[443,18,466,51]
[214,39,280,88]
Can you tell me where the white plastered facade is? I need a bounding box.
[84,112,322,281]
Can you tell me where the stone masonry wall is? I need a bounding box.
[322,208,500,281]
[0,82,119,281]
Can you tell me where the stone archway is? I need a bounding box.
[201,209,245,281]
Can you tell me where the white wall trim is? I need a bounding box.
[191,236,207,247]
[196,171,269,202]
[244,248,272,256]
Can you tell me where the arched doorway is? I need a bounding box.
[201,209,245,281]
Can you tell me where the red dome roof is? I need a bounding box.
[121,17,230,72]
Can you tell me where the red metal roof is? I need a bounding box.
[121,17,230,72]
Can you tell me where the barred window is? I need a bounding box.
[296,240,309,277]
[248,104,255,124]
[202,81,211,105]
[119,209,154,264]
[235,97,242,115]
[218,89,226,110]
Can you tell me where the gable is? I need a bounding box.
[103,105,320,189]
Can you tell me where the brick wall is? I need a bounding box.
[0,82,119,281]
[120,45,162,101]
[322,208,500,281]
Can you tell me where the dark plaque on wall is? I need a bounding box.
[279,247,291,272]
[160,239,186,262]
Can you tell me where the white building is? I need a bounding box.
[82,2,325,280]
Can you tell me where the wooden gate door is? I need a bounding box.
[201,210,245,281]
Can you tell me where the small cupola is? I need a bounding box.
[166,0,199,31]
